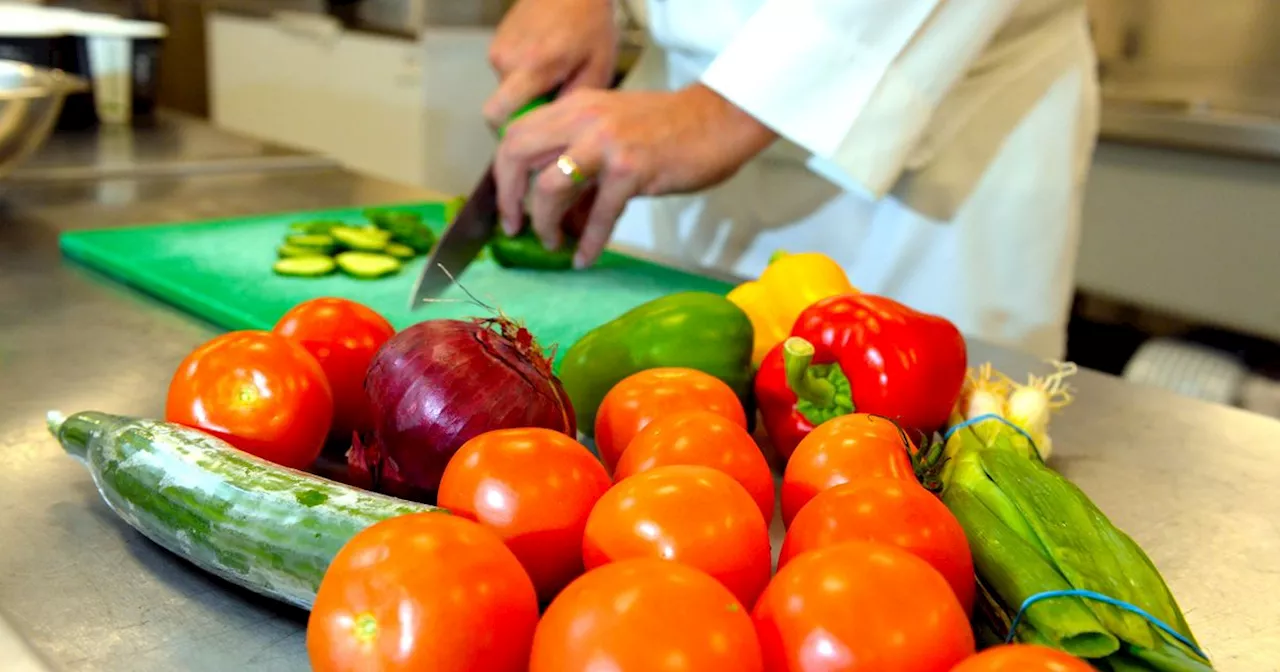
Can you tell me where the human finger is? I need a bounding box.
[528,142,603,251]
[561,51,616,95]
[482,67,560,129]
[574,167,639,268]
[493,107,576,234]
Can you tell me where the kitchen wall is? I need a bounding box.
[1088,0,1280,115]
[1078,0,1280,344]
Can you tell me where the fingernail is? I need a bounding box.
[573,252,588,270]
[501,217,519,235]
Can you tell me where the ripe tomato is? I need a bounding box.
[614,410,776,524]
[166,330,333,469]
[308,512,538,672]
[950,644,1095,672]
[273,297,395,443]
[530,559,763,672]
[437,428,612,603]
[780,478,975,612]
[753,541,974,672]
[594,367,747,473]
[780,413,916,526]
[583,464,772,608]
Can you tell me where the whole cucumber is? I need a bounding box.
[48,410,442,610]
[557,291,754,435]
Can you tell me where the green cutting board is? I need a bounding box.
[59,201,734,368]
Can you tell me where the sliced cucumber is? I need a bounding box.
[274,256,337,277]
[336,251,401,279]
[365,210,437,253]
[289,220,343,235]
[285,234,337,253]
[277,244,331,259]
[385,242,417,260]
[331,226,391,252]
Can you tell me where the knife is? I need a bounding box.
[409,94,555,309]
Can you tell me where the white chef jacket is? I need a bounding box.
[611,0,1100,360]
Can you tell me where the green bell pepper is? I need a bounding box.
[557,291,755,435]
[490,228,578,270]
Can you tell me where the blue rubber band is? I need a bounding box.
[942,413,1037,449]
[1005,588,1208,659]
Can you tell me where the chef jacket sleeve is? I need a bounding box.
[700,0,1020,200]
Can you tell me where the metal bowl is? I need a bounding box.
[0,60,89,181]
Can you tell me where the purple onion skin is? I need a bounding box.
[354,318,576,500]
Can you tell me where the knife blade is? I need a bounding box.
[408,93,558,310]
[408,166,500,309]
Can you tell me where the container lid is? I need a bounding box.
[115,19,168,39]
[62,12,169,39]
[0,7,66,37]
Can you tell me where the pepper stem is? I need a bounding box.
[768,249,790,265]
[783,337,831,406]
[782,337,856,427]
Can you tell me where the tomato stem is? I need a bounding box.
[353,612,379,645]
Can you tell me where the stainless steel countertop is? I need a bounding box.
[1100,97,1280,163]
[2,121,1279,672]
[5,111,339,183]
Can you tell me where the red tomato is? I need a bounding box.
[950,645,1095,672]
[614,410,776,524]
[753,541,975,672]
[530,559,763,672]
[166,330,333,469]
[272,297,395,442]
[437,428,613,603]
[307,513,538,672]
[780,413,916,527]
[780,478,975,612]
[583,464,772,608]
[595,368,747,473]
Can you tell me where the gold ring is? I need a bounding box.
[555,154,588,185]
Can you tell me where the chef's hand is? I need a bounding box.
[482,0,618,128]
[494,84,778,268]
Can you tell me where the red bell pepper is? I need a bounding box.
[754,294,967,460]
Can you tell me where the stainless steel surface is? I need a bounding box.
[0,61,89,181]
[1,119,1279,671]
[1099,100,1280,162]
[1090,0,1280,160]
[0,609,56,672]
[410,165,499,308]
[8,110,339,182]
[206,0,424,39]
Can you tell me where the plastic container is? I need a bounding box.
[0,6,167,128]
[1122,338,1249,406]
[63,13,168,126]
[0,6,65,68]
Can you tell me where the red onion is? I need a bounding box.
[349,316,576,501]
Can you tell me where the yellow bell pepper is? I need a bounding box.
[726,251,858,366]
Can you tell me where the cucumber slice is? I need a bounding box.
[365,210,437,253]
[385,242,417,260]
[331,226,391,252]
[285,234,337,252]
[336,251,401,279]
[273,256,337,277]
[289,220,343,235]
[277,244,331,259]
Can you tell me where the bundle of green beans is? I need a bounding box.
[941,418,1213,671]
